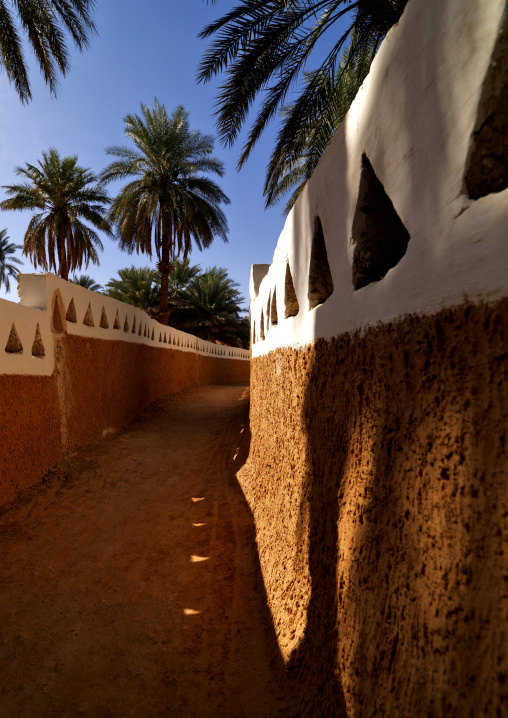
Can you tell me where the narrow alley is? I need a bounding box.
[0,385,288,717]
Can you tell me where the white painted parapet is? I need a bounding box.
[250,0,508,357]
[0,273,249,376]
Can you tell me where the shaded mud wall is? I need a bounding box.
[238,299,508,717]
[58,335,199,452]
[197,354,250,386]
[0,375,62,507]
[0,337,249,507]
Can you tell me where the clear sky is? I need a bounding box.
[0,1,299,308]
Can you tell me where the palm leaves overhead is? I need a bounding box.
[0,148,112,281]
[269,34,376,213]
[198,0,408,206]
[100,99,230,325]
[0,228,22,292]
[0,0,97,103]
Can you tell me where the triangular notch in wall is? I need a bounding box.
[352,155,410,290]
[308,217,334,309]
[271,288,278,326]
[5,324,22,354]
[284,262,299,319]
[464,8,508,199]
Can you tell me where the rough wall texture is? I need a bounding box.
[57,335,200,452]
[197,354,250,386]
[0,336,249,508]
[0,375,62,506]
[238,299,508,717]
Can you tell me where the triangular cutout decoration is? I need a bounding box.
[159,333,162,343]
[252,322,256,344]
[308,216,334,309]
[99,307,109,329]
[163,334,167,344]
[352,155,410,290]
[124,316,129,332]
[143,326,147,338]
[83,303,94,327]
[284,263,299,318]
[266,292,271,332]
[114,310,121,330]
[260,310,265,340]
[271,288,278,326]
[151,328,154,341]
[5,324,23,353]
[464,8,508,199]
[131,316,136,334]
[31,324,45,357]
[66,298,77,323]
[138,323,142,336]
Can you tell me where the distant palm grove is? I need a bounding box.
[0,98,247,346]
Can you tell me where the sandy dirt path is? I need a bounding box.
[0,384,288,717]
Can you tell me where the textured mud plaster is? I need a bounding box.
[0,375,61,506]
[58,335,199,452]
[238,299,508,717]
[197,355,250,385]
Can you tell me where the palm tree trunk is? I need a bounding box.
[158,236,171,325]
[57,234,69,281]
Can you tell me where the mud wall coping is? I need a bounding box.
[0,273,249,376]
[250,0,508,357]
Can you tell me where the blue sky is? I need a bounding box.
[0,1,292,307]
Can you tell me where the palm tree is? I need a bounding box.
[1,148,112,281]
[177,266,248,347]
[0,0,96,103]
[268,35,376,212]
[100,100,230,325]
[0,229,23,292]
[70,274,102,291]
[198,0,408,205]
[104,266,160,312]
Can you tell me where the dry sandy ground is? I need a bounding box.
[0,384,288,717]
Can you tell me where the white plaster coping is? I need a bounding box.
[250,0,508,358]
[0,273,249,376]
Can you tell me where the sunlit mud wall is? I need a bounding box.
[240,0,508,715]
[0,274,249,507]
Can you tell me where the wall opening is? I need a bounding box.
[5,324,23,354]
[66,298,77,323]
[52,294,65,333]
[83,303,94,327]
[271,288,278,326]
[308,217,334,309]
[31,324,45,357]
[352,155,410,290]
[260,310,265,341]
[284,262,299,318]
[464,8,508,199]
[99,307,109,329]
